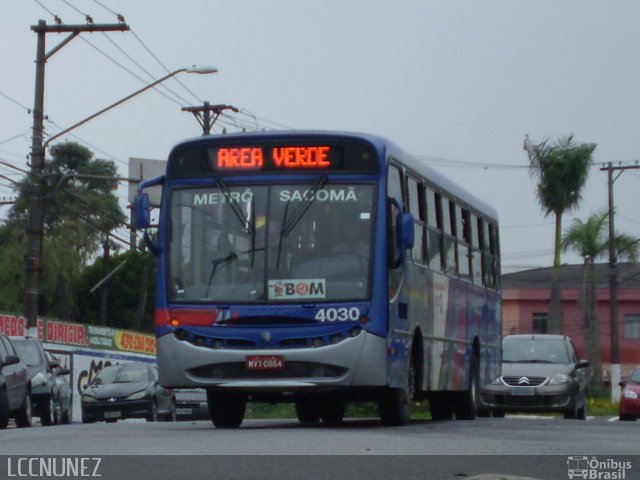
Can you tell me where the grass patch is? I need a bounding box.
[586,397,618,417]
[244,396,619,420]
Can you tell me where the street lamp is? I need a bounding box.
[44,66,218,148]
[24,65,218,336]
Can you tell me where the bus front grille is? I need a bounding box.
[189,362,347,380]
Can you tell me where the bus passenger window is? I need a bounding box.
[480,220,497,289]
[441,197,457,275]
[408,177,425,264]
[457,207,471,281]
[388,164,403,201]
[388,200,403,299]
[427,190,444,272]
[470,215,483,285]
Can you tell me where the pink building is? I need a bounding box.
[503,263,640,381]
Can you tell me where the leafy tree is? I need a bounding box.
[524,135,596,333]
[0,142,126,319]
[75,249,156,332]
[562,211,638,387]
[10,142,125,261]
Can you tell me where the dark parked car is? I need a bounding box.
[45,350,72,424]
[480,334,590,419]
[0,333,32,429]
[81,362,176,423]
[175,389,210,421]
[619,367,640,421]
[11,337,67,426]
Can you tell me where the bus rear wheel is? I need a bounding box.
[454,356,479,420]
[207,390,247,429]
[319,399,345,426]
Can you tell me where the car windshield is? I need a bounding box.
[169,182,375,303]
[92,364,150,385]
[630,369,640,383]
[502,337,570,364]
[11,339,43,367]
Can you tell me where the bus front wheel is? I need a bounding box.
[207,390,247,429]
[379,359,415,426]
[295,398,321,424]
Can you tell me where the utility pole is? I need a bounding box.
[601,161,640,401]
[99,239,111,326]
[24,20,129,336]
[181,102,239,135]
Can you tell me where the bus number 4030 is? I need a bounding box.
[315,307,361,322]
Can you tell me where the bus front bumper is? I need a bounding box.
[156,329,387,391]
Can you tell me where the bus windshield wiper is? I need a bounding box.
[209,165,253,235]
[205,247,266,297]
[205,252,238,297]
[276,176,328,269]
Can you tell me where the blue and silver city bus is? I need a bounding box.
[135,131,501,428]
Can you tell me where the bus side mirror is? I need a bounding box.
[134,192,151,229]
[399,212,415,250]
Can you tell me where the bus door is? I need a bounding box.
[386,165,415,387]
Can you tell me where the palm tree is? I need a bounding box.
[562,210,638,388]
[524,134,596,333]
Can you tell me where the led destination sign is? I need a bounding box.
[214,145,334,171]
[166,140,379,179]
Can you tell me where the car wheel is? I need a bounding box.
[41,394,55,426]
[0,389,9,429]
[576,393,587,420]
[564,394,579,419]
[15,392,32,428]
[207,390,246,428]
[619,414,636,422]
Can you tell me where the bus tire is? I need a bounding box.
[455,356,479,420]
[295,398,321,424]
[319,399,345,426]
[379,357,415,426]
[207,390,246,429]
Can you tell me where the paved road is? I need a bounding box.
[1,416,638,480]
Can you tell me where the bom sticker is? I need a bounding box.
[267,279,326,300]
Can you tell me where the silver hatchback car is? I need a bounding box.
[480,334,591,419]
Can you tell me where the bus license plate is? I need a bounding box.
[511,387,535,396]
[246,355,285,370]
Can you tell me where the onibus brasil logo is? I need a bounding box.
[567,456,632,480]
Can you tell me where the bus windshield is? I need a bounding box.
[169,182,375,303]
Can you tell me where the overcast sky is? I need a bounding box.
[1,1,639,272]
